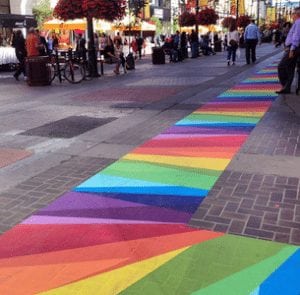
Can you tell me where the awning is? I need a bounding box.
[0,14,37,29]
[112,21,156,32]
[43,19,87,30]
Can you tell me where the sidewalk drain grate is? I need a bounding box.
[20,116,117,138]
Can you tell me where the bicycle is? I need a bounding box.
[49,50,85,84]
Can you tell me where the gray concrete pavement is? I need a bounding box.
[1,43,297,236]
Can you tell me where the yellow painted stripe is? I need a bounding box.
[123,154,230,171]
[194,111,265,117]
[41,247,189,295]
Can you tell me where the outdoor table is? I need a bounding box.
[0,46,18,65]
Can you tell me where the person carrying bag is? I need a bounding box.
[227,25,240,66]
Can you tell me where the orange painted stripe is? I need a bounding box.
[132,146,238,159]
[0,230,223,294]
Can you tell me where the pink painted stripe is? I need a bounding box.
[22,215,184,225]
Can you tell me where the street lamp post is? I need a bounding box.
[257,0,260,26]
[195,0,199,36]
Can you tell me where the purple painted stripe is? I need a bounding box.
[34,206,192,223]
[154,134,245,140]
[37,192,147,214]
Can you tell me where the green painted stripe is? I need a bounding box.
[120,235,291,295]
[192,246,297,295]
[100,160,219,190]
[185,114,261,124]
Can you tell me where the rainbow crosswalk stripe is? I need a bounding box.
[1,63,300,295]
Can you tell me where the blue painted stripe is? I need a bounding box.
[86,192,204,213]
[175,122,256,127]
[75,186,208,197]
[257,249,300,295]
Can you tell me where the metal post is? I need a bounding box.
[256,0,260,26]
[236,0,239,20]
[195,0,199,36]
[87,17,100,77]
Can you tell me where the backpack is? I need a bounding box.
[126,53,135,70]
[229,39,238,48]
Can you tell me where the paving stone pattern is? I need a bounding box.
[0,148,32,168]
[70,86,185,103]
[241,104,300,157]
[190,170,300,245]
[20,116,117,138]
[0,156,114,233]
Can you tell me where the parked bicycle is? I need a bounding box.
[49,49,85,84]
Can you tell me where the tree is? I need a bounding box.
[54,0,126,77]
[222,17,236,29]
[179,11,196,27]
[83,0,127,20]
[197,8,218,26]
[150,16,163,35]
[129,0,148,17]
[32,0,53,29]
[54,0,83,20]
[237,15,251,29]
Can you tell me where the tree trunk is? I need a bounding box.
[87,17,100,77]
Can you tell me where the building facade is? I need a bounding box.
[0,0,10,14]
[149,0,171,21]
[10,0,39,15]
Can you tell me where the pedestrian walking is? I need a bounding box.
[75,33,87,61]
[36,29,48,56]
[12,30,27,81]
[136,35,144,59]
[244,20,261,64]
[190,29,199,58]
[276,7,300,94]
[227,25,239,66]
[26,27,40,57]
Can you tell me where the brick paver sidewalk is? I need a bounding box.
[0,54,300,294]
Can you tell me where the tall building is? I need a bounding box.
[149,0,171,21]
[10,0,40,15]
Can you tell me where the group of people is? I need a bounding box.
[161,30,217,63]
[11,28,53,81]
[92,32,144,74]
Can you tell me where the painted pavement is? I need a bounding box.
[1,63,300,295]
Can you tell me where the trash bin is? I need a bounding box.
[214,40,222,52]
[26,56,51,86]
[152,47,165,65]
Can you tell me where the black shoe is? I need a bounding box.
[13,74,19,81]
[276,89,291,94]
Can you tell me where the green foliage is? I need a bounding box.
[32,0,53,28]
[150,16,163,35]
[129,0,148,17]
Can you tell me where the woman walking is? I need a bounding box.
[227,24,239,66]
[12,30,27,81]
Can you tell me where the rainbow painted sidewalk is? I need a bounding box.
[1,64,300,295]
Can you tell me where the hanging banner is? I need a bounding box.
[200,0,208,8]
[271,7,276,22]
[230,0,245,16]
[238,0,245,16]
[144,2,151,19]
[230,0,236,16]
